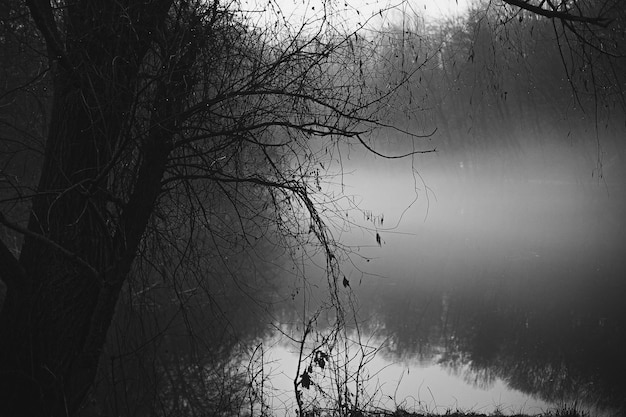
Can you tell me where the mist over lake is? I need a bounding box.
[256,127,626,415]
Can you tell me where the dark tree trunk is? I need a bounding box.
[0,1,175,415]
[0,66,119,417]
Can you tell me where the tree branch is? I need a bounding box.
[0,212,97,278]
[24,0,73,72]
[0,232,28,293]
[355,134,437,159]
[503,0,613,27]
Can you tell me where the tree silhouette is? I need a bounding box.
[0,1,430,415]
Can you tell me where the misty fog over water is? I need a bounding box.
[239,7,626,412]
[248,9,626,407]
[258,126,626,415]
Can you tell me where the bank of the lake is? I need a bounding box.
[385,406,593,417]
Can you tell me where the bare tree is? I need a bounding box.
[502,0,614,27]
[497,0,625,109]
[0,1,433,415]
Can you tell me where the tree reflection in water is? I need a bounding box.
[356,263,626,415]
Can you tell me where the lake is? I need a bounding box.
[250,141,626,416]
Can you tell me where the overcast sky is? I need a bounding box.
[244,0,472,30]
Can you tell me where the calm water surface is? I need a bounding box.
[258,144,626,416]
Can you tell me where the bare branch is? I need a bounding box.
[503,0,613,27]
[0,233,28,292]
[24,0,73,72]
[355,133,437,159]
[0,211,97,278]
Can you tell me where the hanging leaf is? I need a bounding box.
[300,370,311,389]
[314,351,327,369]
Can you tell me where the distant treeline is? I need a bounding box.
[366,2,625,165]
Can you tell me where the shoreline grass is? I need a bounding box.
[383,404,595,417]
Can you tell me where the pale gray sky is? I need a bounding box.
[245,0,472,30]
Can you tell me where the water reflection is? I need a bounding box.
[261,336,553,416]
[364,277,626,412]
[264,142,626,415]
[82,137,625,416]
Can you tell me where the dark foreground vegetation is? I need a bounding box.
[387,405,593,417]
